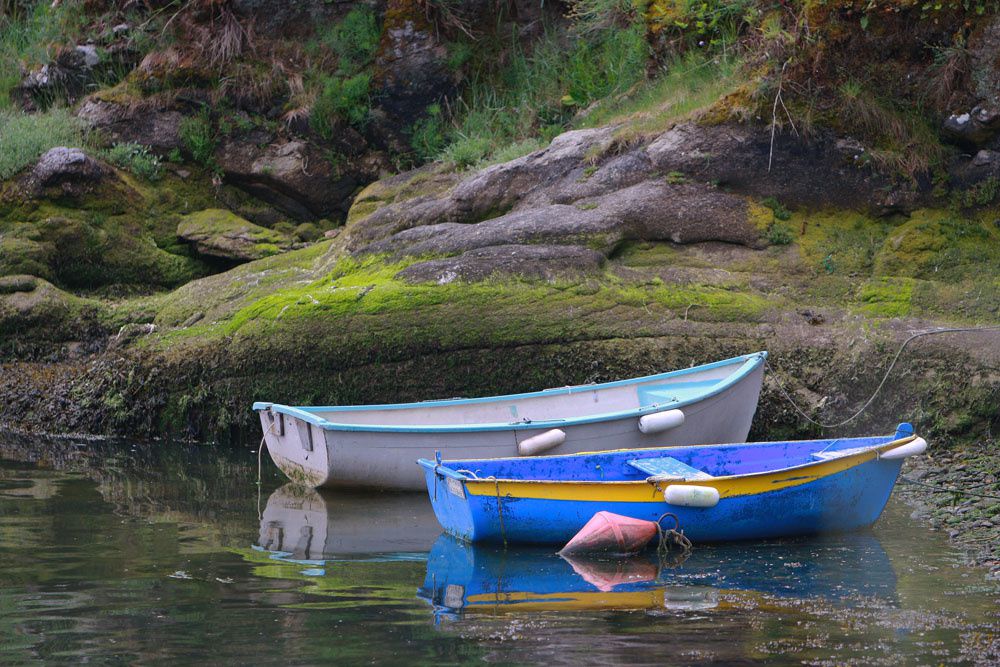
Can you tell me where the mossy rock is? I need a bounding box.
[0,275,106,342]
[874,210,1000,282]
[0,215,206,289]
[176,209,291,262]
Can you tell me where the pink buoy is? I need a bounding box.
[558,511,658,555]
[561,554,658,592]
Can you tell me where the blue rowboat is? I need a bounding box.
[253,352,766,490]
[418,532,898,618]
[418,423,927,544]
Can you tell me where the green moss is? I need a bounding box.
[345,165,458,225]
[153,241,336,330]
[858,277,914,317]
[211,255,771,358]
[797,210,892,276]
[0,275,107,342]
[874,209,1000,282]
[176,208,287,258]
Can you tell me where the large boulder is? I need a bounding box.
[176,209,290,262]
[18,147,118,201]
[215,139,363,221]
[360,180,762,259]
[77,99,187,156]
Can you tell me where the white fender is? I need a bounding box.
[518,428,567,456]
[638,409,685,434]
[663,484,719,508]
[880,437,927,460]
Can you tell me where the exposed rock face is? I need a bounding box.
[18,147,117,200]
[645,123,914,212]
[347,120,927,273]
[77,99,187,155]
[396,244,606,283]
[369,0,455,152]
[215,139,363,221]
[346,127,619,247]
[939,15,1000,151]
[942,106,1000,148]
[176,209,290,262]
[361,180,760,258]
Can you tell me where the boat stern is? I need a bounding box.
[254,403,331,487]
[419,458,478,542]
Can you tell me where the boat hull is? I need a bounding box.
[256,354,765,490]
[422,456,905,544]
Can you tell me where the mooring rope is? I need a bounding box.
[488,476,508,546]
[765,326,1000,429]
[656,513,692,554]
[255,422,275,520]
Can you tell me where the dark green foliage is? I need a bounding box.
[179,110,217,167]
[310,72,371,137]
[104,142,162,181]
[408,104,447,162]
[323,7,380,74]
[441,19,649,167]
[445,41,473,71]
[762,196,792,220]
[957,177,1000,208]
[765,222,793,245]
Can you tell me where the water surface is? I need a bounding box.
[0,434,997,665]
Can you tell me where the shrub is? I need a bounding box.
[0,107,87,179]
[646,0,755,49]
[324,7,380,73]
[104,142,162,181]
[765,222,793,245]
[310,72,371,137]
[443,134,493,168]
[408,104,447,162]
[179,110,217,167]
[761,196,791,220]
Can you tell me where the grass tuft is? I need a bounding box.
[0,107,88,179]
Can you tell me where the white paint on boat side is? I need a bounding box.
[663,484,720,508]
[259,359,766,490]
[880,437,927,460]
[518,428,567,456]
[637,409,685,434]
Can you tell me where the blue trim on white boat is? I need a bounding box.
[252,351,766,433]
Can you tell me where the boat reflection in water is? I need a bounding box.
[255,483,440,563]
[419,531,899,619]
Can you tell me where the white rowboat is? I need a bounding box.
[252,352,766,490]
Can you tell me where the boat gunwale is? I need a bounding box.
[252,352,766,433]
[417,434,918,490]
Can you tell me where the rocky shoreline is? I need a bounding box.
[898,442,1000,579]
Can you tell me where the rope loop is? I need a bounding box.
[656,512,693,561]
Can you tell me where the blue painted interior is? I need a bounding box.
[419,426,910,482]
